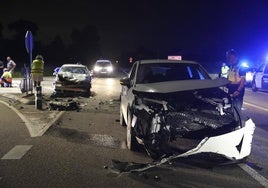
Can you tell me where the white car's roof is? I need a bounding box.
[96,60,111,63]
[135,59,198,65]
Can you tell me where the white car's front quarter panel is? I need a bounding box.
[121,84,136,124]
[120,62,140,126]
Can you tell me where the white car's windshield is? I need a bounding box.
[136,63,210,84]
[96,61,111,66]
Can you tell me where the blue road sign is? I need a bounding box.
[25,31,33,54]
[25,31,34,78]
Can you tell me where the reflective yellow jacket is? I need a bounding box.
[1,71,12,83]
[31,59,44,74]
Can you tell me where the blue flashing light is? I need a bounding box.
[240,61,249,68]
[265,54,268,62]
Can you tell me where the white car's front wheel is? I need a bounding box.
[126,111,139,151]
[120,106,127,127]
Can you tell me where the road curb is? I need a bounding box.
[0,94,65,137]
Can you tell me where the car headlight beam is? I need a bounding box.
[107,66,113,72]
[94,66,101,72]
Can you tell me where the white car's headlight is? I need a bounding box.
[107,66,113,72]
[94,66,101,72]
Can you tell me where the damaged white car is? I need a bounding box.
[53,64,91,97]
[120,59,255,160]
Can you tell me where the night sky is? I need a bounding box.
[1,0,268,66]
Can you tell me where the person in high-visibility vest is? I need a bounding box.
[0,68,12,87]
[31,55,44,87]
[226,49,246,114]
[220,62,229,78]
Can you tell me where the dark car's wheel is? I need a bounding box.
[126,111,139,151]
[252,81,258,92]
[84,89,91,98]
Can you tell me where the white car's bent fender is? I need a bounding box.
[177,118,255,160]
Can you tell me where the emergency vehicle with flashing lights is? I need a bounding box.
[252,63,268,92]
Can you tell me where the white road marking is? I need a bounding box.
[1,145,32,160]
[244,102,268,112]
[0,100,34,136]
[238,163,268,188]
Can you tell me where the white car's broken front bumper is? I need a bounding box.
[177,118,256,160]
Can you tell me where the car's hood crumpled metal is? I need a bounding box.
[134,78,230,93]
[59,72,89,83]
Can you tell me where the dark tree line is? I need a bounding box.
[0,19,102,71]
[0,19,215,72]
[0,19,167,71]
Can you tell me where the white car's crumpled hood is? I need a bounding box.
[134,78,230,93]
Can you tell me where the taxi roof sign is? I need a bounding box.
[168,56,182,60]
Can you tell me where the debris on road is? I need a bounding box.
[48,98,81,111]
[110,160,148,173]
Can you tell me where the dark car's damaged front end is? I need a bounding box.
[53,64,91,97]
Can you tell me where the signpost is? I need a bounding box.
[25,30,33,77]
[24,30,42,109]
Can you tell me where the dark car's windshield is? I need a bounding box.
[136,63,210,84]
[59,66,88,74]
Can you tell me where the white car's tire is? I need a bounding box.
[126,111,139,151]
[120,107,127,127]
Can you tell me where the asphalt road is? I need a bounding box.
[0,74,267,187]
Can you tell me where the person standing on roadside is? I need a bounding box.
[226,49,246,114]
[31,55,44,87]
[6,56,16,74]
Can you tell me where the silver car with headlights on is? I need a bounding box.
[93,59,113,77]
